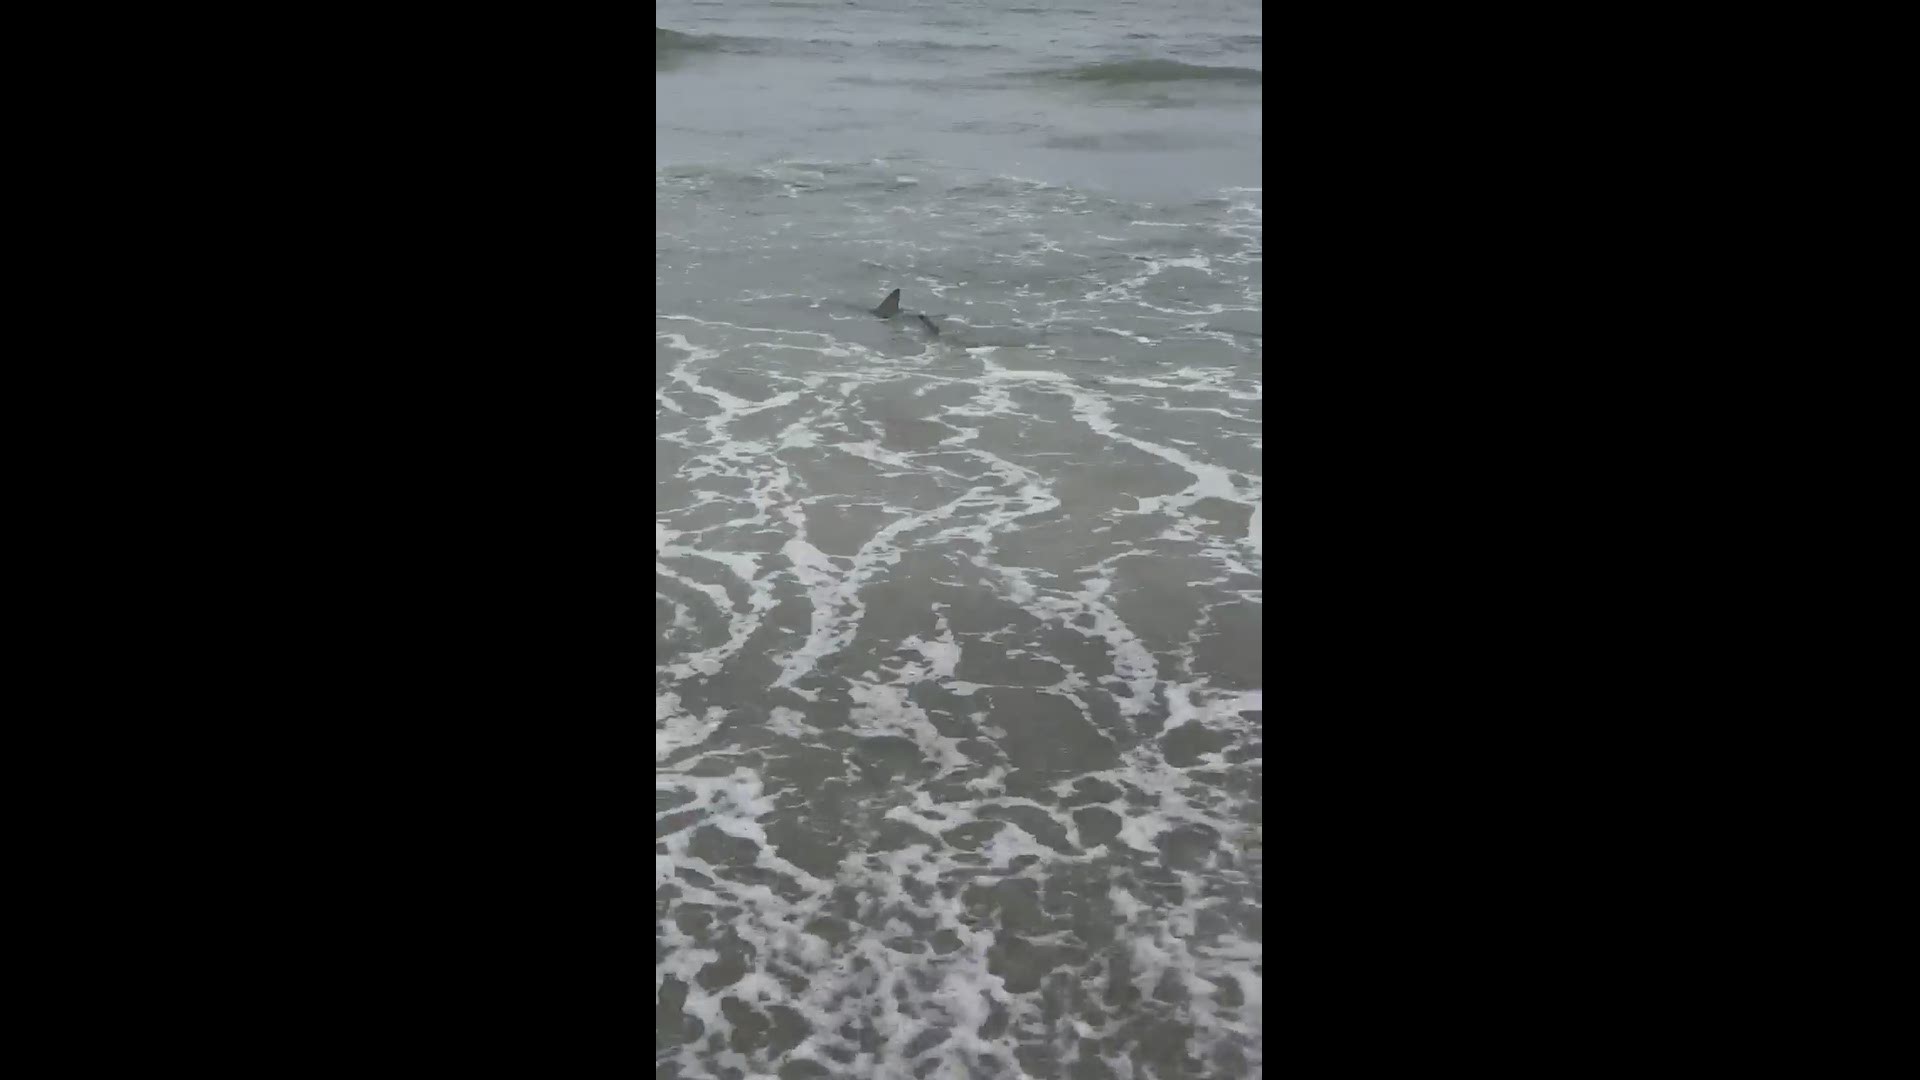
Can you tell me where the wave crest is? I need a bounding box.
[1051,59,1261,85]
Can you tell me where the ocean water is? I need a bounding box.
[657,2,1261,1077]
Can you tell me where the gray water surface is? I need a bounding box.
[658,3,1261,1077]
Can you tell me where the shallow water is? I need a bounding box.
[658,2,1261,1077]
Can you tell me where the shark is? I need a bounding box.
[870,289,944,337]
[835,288,1051,349]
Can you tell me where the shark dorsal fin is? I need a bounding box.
[873,289,901,317]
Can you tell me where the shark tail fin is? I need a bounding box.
[874,289,901,317]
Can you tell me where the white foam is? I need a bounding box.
[657,174,1263,1078]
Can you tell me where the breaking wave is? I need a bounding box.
[1047,59,1262,86]
[657,27,725,56]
